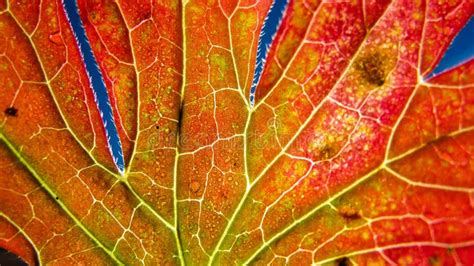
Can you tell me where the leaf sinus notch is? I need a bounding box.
[249,0,290,108]
[61,0,126,175]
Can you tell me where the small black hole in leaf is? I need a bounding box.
[336,257,349,266]
[4,107,18,117]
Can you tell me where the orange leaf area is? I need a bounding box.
[0,0,473,265]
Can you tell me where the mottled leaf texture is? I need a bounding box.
[0,0,473,265]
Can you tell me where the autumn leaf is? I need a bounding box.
[1,0,473,265]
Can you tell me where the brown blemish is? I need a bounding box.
[48,31,63,45]
[190,181,200,193]
[320,145,336,160]
[426,135,449,146]
[356,52,386,86]
[338,205,362,220]
[87,10,100,24]
[140,11,152,22]
[429,255,440,265]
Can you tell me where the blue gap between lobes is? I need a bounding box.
[249,0,290,107]
[62,0,472,174]
[250,4,473,104]
[425,15,474,79]
[62,0,125,175]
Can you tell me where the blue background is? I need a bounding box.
[428,16,474,78]
[62,0,125,174]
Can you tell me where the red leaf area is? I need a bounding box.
[0,0,473,265]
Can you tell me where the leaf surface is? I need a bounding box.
[0,0,473,265]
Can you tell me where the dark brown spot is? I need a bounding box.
[336,257,350,266]
[320,145,336,160]
[429,255,440,265]
[156,125,160,129]
[426,135,450,146]
[190,181,200,193]
[357,52,386,86]
[87,11,100,24]
[220,188,229,199]
[141,11,152,21]
[338,205,361,220]
[4,107,18,117]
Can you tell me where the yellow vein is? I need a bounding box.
[385,166,474,193]
[0,212,42,265]
[226,3,251,108]
[7,11,119,179]
[386,125,474,164]
[0,135,124,265]
[170,1,190,265]
[8,7,178,257]
[114,1,185,262]
[252,1,323,110]
[208,102,253,264]
[211,1,397,263]
[315,240,474,264]
[244,166,382,264]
